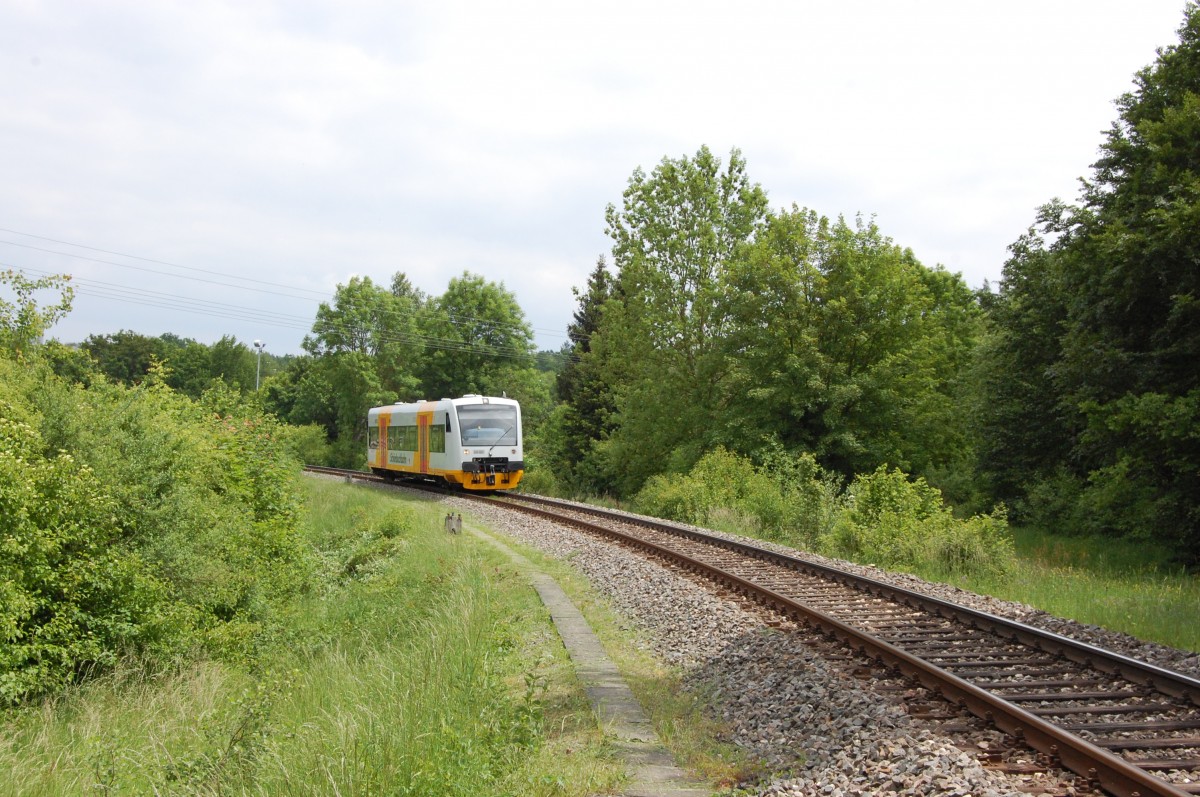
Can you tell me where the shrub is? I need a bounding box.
[761,450,843,546]
[516,467,559,496]
[376,507,415,539]
[636,447,842,546]
[822,466,1014,577]
[1019,467,1085,532]
[0,404,169,704]
[634,472,703,524]
[0,354,316,700]
[277,423,332,467]
[635,447,1014,579]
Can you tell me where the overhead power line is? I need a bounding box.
[0,227,578,341]
[9,263,580,363]
[0,226,333,299]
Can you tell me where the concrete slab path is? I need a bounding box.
[466,524,711,797]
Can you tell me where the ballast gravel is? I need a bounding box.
[445,495,1082,797]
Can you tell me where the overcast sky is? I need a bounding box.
[1,1,1190,355]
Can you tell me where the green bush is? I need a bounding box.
[0,354,315,701]
[635,471,702,524]
[1019,467,1085,531]
[0,403,168,704]
[761,450,843,546]
[635,447,769,528]
[635,447,841,545]
[277,422,331,466]
[635,447,1014,579]
[517,467,559,496]
[376,507,415,539]
[822,466,1014,577]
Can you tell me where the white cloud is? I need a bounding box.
[0,0,1189,351]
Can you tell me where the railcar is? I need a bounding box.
[367,395,524,490]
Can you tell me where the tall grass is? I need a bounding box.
[257,575,540,795]
[928,527,1200,654]
[0,479,622,796]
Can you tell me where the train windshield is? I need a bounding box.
[457,404,518,446]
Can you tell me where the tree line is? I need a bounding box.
[13,2,1200,572]
[43,271,556,466]
[974,4,1200,563]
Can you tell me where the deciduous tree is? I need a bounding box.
[724,208,982,481]
[599,146,770,491]
[416,271,536,400]
[981,4,1200,562]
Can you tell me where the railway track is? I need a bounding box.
[309,466,1200,796]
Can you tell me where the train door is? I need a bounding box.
[375,413,390,469]
[417,410,432,473]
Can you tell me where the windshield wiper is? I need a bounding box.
[487,426,515,455]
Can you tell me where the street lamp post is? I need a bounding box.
[253,340,265,390]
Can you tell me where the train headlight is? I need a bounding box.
[463,449,470,456]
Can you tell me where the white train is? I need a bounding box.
[367,395,525,491]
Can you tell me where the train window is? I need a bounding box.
[387,425,419,451]
[368,425,379,449]
[429,424,446,453]
[457,404,518,446]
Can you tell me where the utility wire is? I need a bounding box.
[0,227,577,341]
[0,226,333,298]
[11,263,580,363]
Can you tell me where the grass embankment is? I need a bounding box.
[616,447,1199,656]
[0,478,624,796]
[921,527,1200,654]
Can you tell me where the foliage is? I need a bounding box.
[417,271,537,400]
[281,270,551,463]
[634,448,1013,578]
[304,273,423,401]
[81,330,270,397]
[0,481,624,796]
[543,256,618,494]
[581,147,983,499]
[598,146,771,493]
[979,4,1200,563]
[0,347,312,703]
[824,466,1013,578]
[635,448,790,537]
[724,209,982,481]
[0,387,165,705]
[0,270,73,357]
[39,339,99,386]
[275,422,332,466]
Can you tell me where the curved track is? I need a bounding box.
[309,467,1200,796]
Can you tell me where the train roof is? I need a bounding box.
[368,395,520,414]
